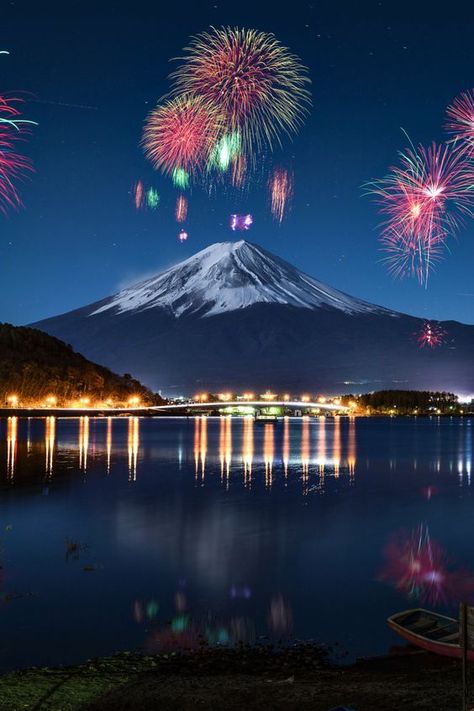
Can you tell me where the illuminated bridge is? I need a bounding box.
[149,400,349,415]
[1,400,350,417]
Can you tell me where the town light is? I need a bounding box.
[128,396,141,406]
[7,394,18,407]
[261,390,277,401]
[283,394,290,401]
[301,394,310,403]
[218,392,232,401]
[242,392,254,400]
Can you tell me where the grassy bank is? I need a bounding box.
[0,646,466,711]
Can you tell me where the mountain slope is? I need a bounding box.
[32,241,474,395]
[90,241,391,318]
[0,323,158,405]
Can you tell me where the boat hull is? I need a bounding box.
[388,608,474,661]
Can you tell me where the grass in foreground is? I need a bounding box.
[0,646,467,711]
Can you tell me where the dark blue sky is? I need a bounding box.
[1,0,474,325]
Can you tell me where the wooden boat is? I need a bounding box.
[387,608,474,660]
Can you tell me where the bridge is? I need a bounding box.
[1,399,349,418]
[149,399,349,415]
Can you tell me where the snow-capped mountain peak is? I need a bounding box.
[90,240,389,318]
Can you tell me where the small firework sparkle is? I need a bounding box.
[417,321,447,349]
[146,187,160,210]
[133,180,144,209]
[175,194,188,223]
[230,213,253,231]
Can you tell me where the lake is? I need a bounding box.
[1,415,473,672]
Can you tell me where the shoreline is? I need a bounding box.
[0,645,467,710]
[1,409,473,418]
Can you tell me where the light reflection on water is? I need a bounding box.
[0,415,474,671]
[8,414,366,489]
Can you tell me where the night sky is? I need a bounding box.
[2,0,474,325]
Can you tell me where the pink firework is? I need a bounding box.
[269,167,293,223]
[380,524,474,607]
[142,94,222,179]
[230,213,253,231]
[178,229,188,242]
[175,194,188,223]
[446,89,474,155]
[366,141,474,286]
[417,321,446,349]
[133,180,144,209]
[0,96,33,213]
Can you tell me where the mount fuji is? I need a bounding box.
[32,241,474,395]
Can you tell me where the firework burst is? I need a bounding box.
[380,524,474,607]
[417,321,447,349]
[142,94,222,179]
[175,194,188,223]
[171,27,311,159]
[446,89,474,156]
[0,96,34,213]
[269,167,293,223]
[366,141,474,286]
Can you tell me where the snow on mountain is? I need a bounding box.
[91,240,391,318]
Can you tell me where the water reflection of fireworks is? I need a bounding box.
[380,524,474,607]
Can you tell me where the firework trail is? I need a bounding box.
[380,225,446,283]
[142,94,222,180]
[175,194,188,223]
[446,89,474,156]
[230,214,253,231]
[366,141,474,286]
[170,27,311,160]
[133,180,144,209]
[269,167,294,223]
[416,321,447,349]
[231,153,247,188]
[146,187,160,210]
[380,524,474,606]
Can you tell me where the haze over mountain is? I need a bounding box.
[32,241,474,396]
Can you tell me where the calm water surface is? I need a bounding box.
[1,415,473,671]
